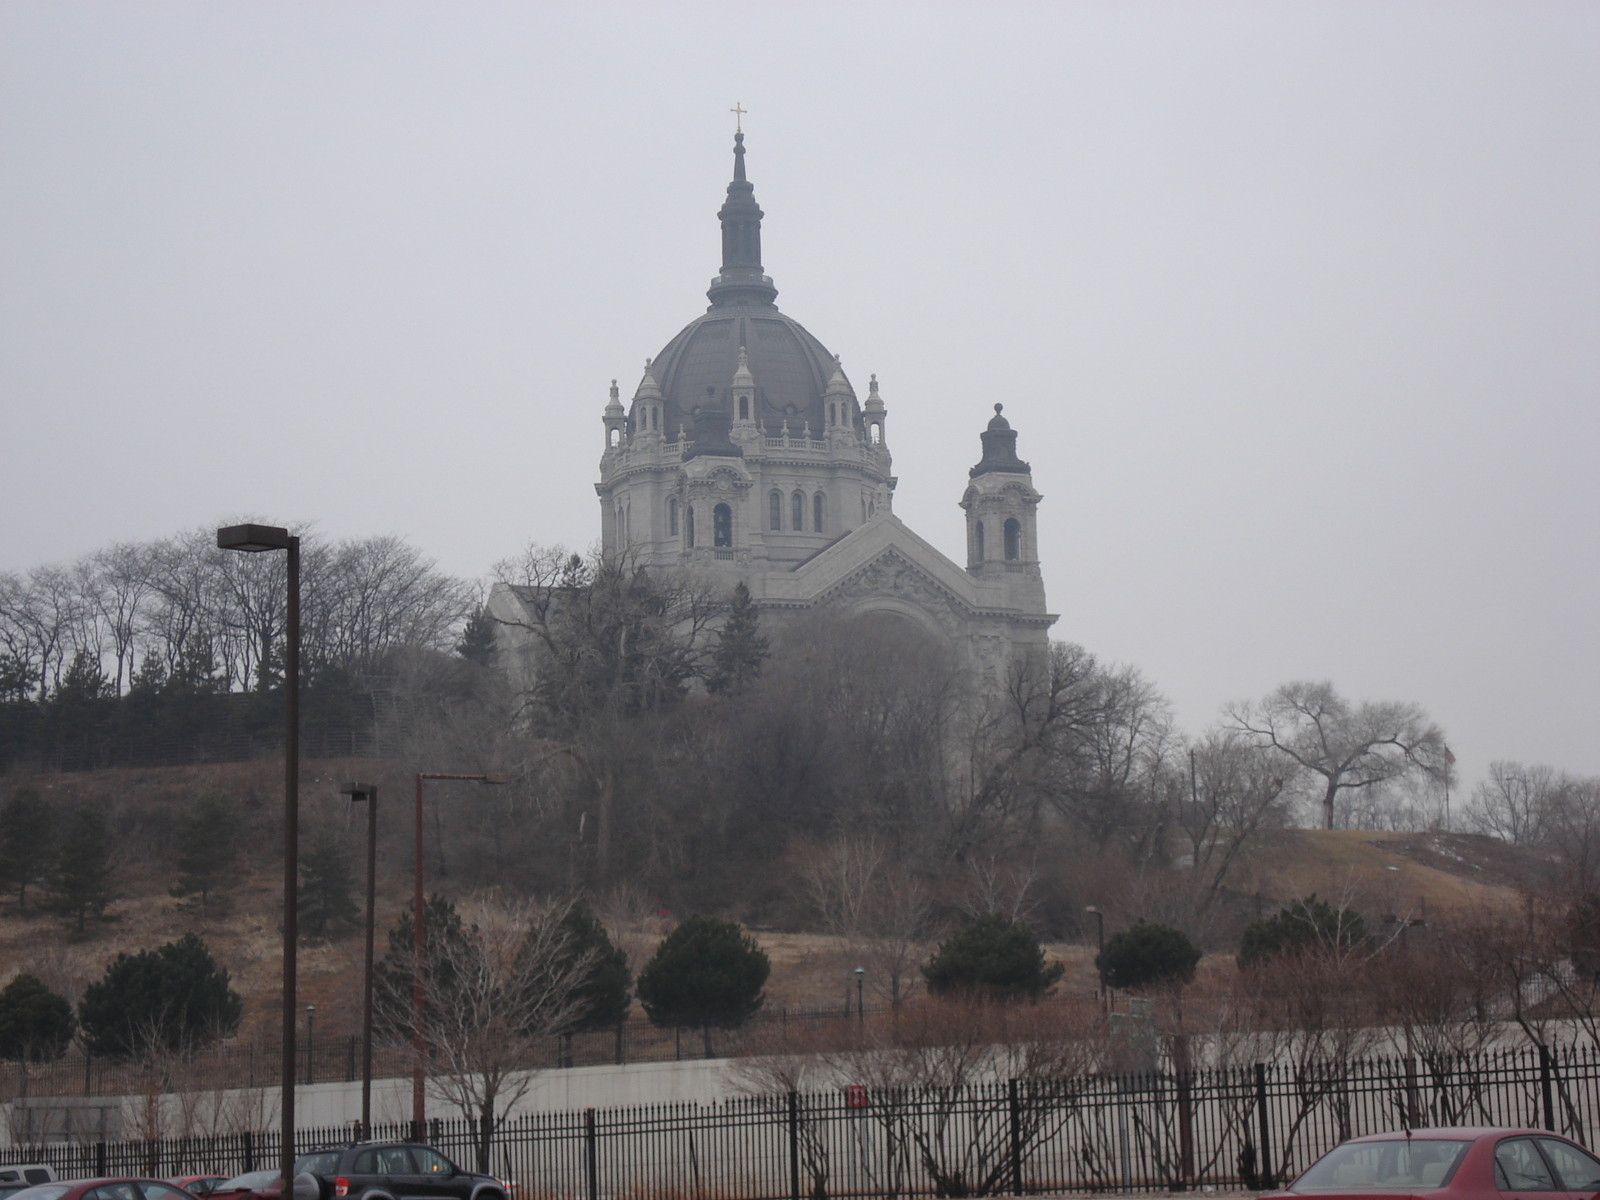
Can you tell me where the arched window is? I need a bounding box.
[813,492,825,533]
[829,402,837,426]
[685,506,695,548]
[739,397,749,420]
[609,428,620,447]
[974,520,985,562]
[713,503,733,548]
[651,406,659,431]
[769,490,782,531]
[669,498,679,537]
[1004,518,1021,561]
[791,491,804,531]
[869,423,881,445]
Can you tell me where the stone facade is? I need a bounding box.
[495,132,1055,687]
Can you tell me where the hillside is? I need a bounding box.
[0,759,1553,1045]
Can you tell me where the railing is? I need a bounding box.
[5,1044,1598,1196]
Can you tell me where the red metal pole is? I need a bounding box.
[412,773,425,1140]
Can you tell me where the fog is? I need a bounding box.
[2,1,1596,790]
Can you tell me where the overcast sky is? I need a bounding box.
[2,1,1596,791]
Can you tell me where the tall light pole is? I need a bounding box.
[340,781,379,1136]
[410,772,508,1141]
[216,524,299,1188]
[854,967,865,1027]
[1085,906,1106,1004]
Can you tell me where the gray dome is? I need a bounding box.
[651,307,837,441]
[635,132,848,444]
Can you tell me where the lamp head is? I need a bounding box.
[217,523,294,553]
[340,781,378,802]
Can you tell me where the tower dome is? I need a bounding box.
[642,133,846,444]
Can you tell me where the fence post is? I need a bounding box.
[95,1143,107,1177]
[1008,1079,1023,1196]
[1255,1063,1274,1190]
[583,1107,598,1200]
[244,1131,255,1172]
[788,1091,801,1200]
[1177,1068,1195,1190]
[1540,1043,1556,1132]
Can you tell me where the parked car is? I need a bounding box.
[167,1180,229,1199]
[291,1142,507,1200]
[0,1171,55,1189]
[5,1180,200,1200]
[1265,1127,1600,1197]
[205,1172,281,1200]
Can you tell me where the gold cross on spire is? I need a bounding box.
[730,102,747,133]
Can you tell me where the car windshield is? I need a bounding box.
[217,1174,277,1193]
[1294,1139,1472,1191]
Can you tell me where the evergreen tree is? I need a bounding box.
[0,787,53,911]
[707,583,769,695]
[41,807,114,933]
[636,915,768,1040]
[1237,895,1368,969]
[1097,919,1201,990]
[77,932,242,1058]
[298,829,360,941]
[0,973,75,1061]
[374,894,475,1036]
[544,902,630,1031]
[922,912,1065,1000]
[456,607,499,667]
[168,794,240,913]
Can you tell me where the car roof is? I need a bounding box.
[1345,1127,1554,1142]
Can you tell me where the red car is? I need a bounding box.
[1266,1128,1600,1198]
[8,1182,199,1200]
[202,1174,280,1200]
[166,1181,229,1199]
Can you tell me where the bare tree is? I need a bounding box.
[1463,761,1562,846]
[387,897,596,1173]
[1176,730,1293,910]
[802,836,932,1007]
[1225,681,1452,830]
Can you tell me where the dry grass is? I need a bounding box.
[0,759,1547,1041]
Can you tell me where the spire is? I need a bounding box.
[824,354,853,398]
[732,345,755,389]
[604,379,624,417]
[970,403,1031,477]
[634,358,662,401]
[708,131,779,308]
[863,373,885,412]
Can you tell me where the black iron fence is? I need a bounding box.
[7,1044,1600,1198]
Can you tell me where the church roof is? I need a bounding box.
[642,133,844,443]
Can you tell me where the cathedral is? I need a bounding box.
[496,131,1055,686]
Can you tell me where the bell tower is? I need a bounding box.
[961,404,1045,609]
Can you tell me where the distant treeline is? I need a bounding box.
[0,526,476,770]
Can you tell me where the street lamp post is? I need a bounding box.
[340,781,379,1136]
[305,1006,316,1086]
[1085,906,1106,1004]
[215,524,299,1190]
[410,772,508,1141]
[854,967,865,1027]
